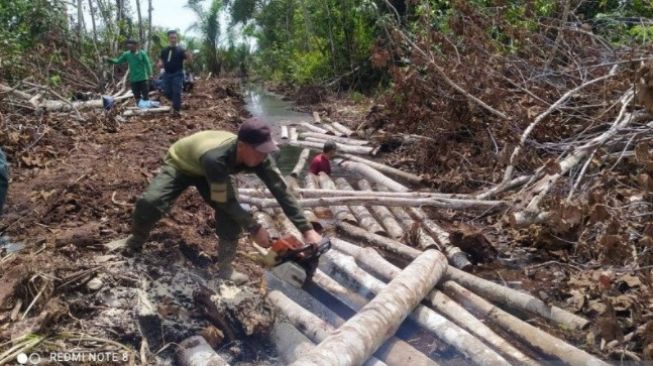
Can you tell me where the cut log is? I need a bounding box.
[319,251,510,366]
[281,126,289,139]
[337,221,419,259]
[357,179,404,239]
[334,178,386,236]
[290,140,374,155]
[271,318,316,363]
[240,195,502,210]
[339,154,424,185]
[445,266,589,330]
[304,173,330,217]
[238,187,464,199]
[273,209,303,239]
[177,336,230,366]
[330,239,537,366]
[443,281,608,366]
[290,149,311,178]
[388,206,414,229]
[300,122,330,135]
[337,160,409,192]
[290,127,299,142]
[316,173,357,224]
[332,121,354,136]
[300,132,369,146]
[266,272,439,366]
[289,249,447,366]
[312,111,321,123]
[268,290,387,366]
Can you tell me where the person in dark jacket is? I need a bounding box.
[157,30,192,116]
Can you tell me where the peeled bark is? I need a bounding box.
[339,154,424,185]
[319,251,510,366]
[337,160,409,192]
[316,173,357,224]
[178,336,230,366]
[290,140,374,155]
[357,180,404,239]
[445,266,589,330]
[266,272,439,366]
[289,250,447,366]
[332,121,354,136]
[268,290,388,366]
[290,149,311,178]
[300,122,330,135]
[300,132,369,146]
[334,178,386,236]
[330,239,537,366]
[443,281,608,366]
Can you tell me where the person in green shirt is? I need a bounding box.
[113,118,323,284]
[105,40,153,103]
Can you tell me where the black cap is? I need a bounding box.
[126,39,138,45]
[238,117,278,153]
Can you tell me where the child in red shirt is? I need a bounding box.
[309,141,337,175]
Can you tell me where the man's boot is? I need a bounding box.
[216,241,249,285]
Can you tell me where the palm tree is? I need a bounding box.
[186,0,222,76]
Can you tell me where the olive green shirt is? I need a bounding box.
[108,50,153,82]
[165,131,312,233]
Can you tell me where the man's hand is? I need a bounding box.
[302,229,322,245]
[252,226,271,248]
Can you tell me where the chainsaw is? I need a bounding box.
[267,235,331,287]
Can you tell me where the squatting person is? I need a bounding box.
[157,30,191,117]
[309,140,337,176]
[105,40,153,104]
[117,118,322,284]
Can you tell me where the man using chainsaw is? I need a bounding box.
[118,117,322,284]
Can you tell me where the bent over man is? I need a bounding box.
[119,118,322,284]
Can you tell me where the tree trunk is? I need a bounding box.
[268,290,388,366]
[289,250,447,366]
[300,132,369,146]
[266,272,438,366]
[290,149,311,178]
[76,0,84,44]
[177,336,230,366]
[334,178,386,236]
[443,281,608,366]
[304,173,330,217]
[290,140,374,155]
[319,251,510,366]
[337,160,409,192]
[316,173,357,224]
[300,122,330,135]
[271,319,316,363]
[281,126,289,139]
[356,180,404,239]
[445,266,589,330]
[330,239,537,366]
[337,221,419,259]
[87,0,100,61]
[332,121,354,136]
[289,127,299,142]
[135,0,144,45]
[147,0,153,53]
[339,153,424,185]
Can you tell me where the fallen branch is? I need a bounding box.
[290,149,311,178]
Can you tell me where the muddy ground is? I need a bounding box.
[0,79,278,365]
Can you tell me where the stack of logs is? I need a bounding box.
[236,114,608,365]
